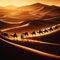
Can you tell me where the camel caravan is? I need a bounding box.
[21,24,60,38]
[0,24,60,40]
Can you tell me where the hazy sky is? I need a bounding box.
[0,0,60,6]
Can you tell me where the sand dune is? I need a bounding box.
[0,3,60,22]
[3,20,58,33]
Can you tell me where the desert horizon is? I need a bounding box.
[0,0,60,7]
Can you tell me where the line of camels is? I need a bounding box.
[21,25,59,38]
[0,24,59,40]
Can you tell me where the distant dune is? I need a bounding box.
[0,3,60,34]
[0,3,60,22]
